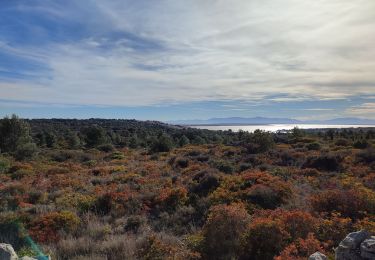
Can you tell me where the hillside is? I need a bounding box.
[170,117,375,125]
[0,116,375,259]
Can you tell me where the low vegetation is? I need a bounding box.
[0,115,374,259]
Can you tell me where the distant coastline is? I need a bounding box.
[188,124,375,132]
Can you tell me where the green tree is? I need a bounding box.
[246,129,274,153]
[65,131,81,149]
[0,115,34,153]
[179,135,190,146]
[129,135,139,148]
[291,127,305,139]
[82,125,108,147]
[150,133,173,153]
[44,131,57,148]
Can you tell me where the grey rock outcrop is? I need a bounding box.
[309,231,375,260]
[361,237,375,259]
[335,230,370,260]
[0,243,39,260]
[0,243,18,260]
[308,251,327,260]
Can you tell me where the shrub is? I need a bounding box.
[214,160,234,174]
[176,158,189,168]
[179,135,190,146]
[156,187,188,212]
[124,215,144,233]
[210,171,292,208]
[245,130,274,153]
[247,184,283,209]
[275,233,324,260]
[190,172,220,197]
[357,148,375,164]
[256,209,318,241]
[0,115,33,153]
[97,144,115,152]
[353,139,370,149]
[335,138,350,146]
[110,151,125,160]
[28,211,80,243]
[201,203,250,260]
[0,156,10,173]
[137,234,198,260]
[241,218,288,260]
[11,169,34,180]
[150,134,174,153]
[153,206,197,235]
[239,163,252,172]
[15,143,38,160]
[92,194,113,215]
[310,189,375,220]
[306,142,321,151]
[302,153,342,172]
[242,171,292,209]
[82,125,108,147]
[317,213,352,247]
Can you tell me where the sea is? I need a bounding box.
[189,124,375,133]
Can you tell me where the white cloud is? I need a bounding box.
[0,0,374,109]
[346,103,375,118]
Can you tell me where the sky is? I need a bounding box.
[0,0,375,121]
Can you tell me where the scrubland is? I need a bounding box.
[0,116,375,259]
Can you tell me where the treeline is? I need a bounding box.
[26,118,236,151]
[1,115,374,159]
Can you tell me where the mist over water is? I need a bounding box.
[190,124,375,132]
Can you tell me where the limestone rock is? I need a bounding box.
[308,251,327,260]
[0,243,18,260]
[336,230,371,260]
[361,237,375,259]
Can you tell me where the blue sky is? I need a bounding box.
[0,0,374,120]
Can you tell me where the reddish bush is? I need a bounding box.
[241,218,289,260]
[28,211,80,243]
[253,209,318,242]
[275,233,324,260]
[201,203,250,260]
[156,186,187,212]
[310,189,375,220]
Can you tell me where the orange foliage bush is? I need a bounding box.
[156,186,188,212]
[201,203,250,260]
[28,211,80,243]
[316,213,352,248]
[275,233,324,260]
[310,188,375,220]
[242,218,289,260]
[210,170,292,209]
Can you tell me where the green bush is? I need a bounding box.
[82,125,108,147]
[97,144,115,152]
[176,158,189,168]
[214,160,234,174]
[0,156,10,173]
[335,138,350,146]
[245,130,274,153]
[110,151,125,160]
[150,134,174,153]
[15,143,38,160]
[306,142,321,151]
[354,139,370,149]
[0,115,33,153]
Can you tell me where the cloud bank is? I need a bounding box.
[0,0,374,118]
